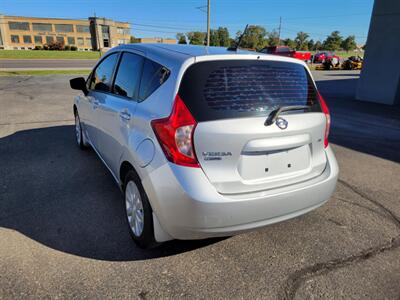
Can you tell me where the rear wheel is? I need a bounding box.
[124,171,156,248]
[74,112,88,149]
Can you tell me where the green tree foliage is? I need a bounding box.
[209,27,230,47]
[267,30,280,47]
[295,31,310,50]
[307,39,315,51]
[187,31,206,45]
[176,33,187,44]
[235,25,268,50]
[313,40,323,51]
[323,31,343,51]
[283,38,296,49]
[341,35,357,52]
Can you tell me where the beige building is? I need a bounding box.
[132,37,176,44]
[0,15,131,51]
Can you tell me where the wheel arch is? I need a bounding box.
[119,160,172,243]
[119,161,140,189]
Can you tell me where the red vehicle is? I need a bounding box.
[313,52,340,63]
[259,46,312,62]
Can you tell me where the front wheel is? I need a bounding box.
[124,171,156,248]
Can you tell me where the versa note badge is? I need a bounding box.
[202,151,232,161]
[276,117,288,130]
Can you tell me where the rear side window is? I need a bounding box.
[89,53,118,92]
[113,52,144,99]
[178,60,320,122]
[138,59,170,101]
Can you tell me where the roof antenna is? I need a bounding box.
[227,24,248,51]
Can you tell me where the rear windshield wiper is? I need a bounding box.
[265,105,311,126]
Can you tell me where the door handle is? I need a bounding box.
[119,111,131,121]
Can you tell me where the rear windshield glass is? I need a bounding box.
[178,60,320,122]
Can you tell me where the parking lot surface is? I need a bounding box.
[1,71,400,299]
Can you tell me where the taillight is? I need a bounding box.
[151,94,199,167]
[318,92,330,148]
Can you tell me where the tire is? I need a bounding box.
[123,170,156,248]
[74,112,88,150]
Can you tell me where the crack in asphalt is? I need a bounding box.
[334,196,390,221]
[280,179,400,300]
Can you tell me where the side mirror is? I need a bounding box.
[70,77,88,96]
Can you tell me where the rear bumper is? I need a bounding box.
[142,146,339,240]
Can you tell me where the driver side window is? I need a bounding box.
[89,53,119,92]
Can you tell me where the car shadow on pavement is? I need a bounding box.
[0,125,224,261]
[316,78,400,163]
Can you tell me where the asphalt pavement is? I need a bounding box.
[0,71,399,299]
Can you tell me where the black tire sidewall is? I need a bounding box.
[74,112,85,149]
[123,171,155,248]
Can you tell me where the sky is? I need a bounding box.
[0,0,374,44]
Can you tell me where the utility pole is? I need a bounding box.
[278,16,282,45]
[206,0,210,46]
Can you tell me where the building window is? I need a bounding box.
[67,37,75,45]
[85,38,92,47]
[76,25,90,33]
[32,23,52,32]
[117,27,123,34]
[101,25,110,37]
[46,36,54,44]
[9,22,30,31]
[77,37,84,46]
[56,36,64,43]
[11,35,20,43]
[23,35,32,44]
[55,24,74,32]
[34,36,42,44]
[123,29,130,35]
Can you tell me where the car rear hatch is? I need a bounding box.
[178,57,328,195]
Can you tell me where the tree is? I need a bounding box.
[209,27,230,47]
[313,40,323,51]
[295,31,309,50]
[235,25,268,50]
[341,35,357,52]
[130,36,139,43]
[209,30,219,46]
[176,33,187,44]
[267,30,280,47]
[323,31,343,51]
[307,39,315,51]
[187,31,206,45]
[216,27,230,47]
[283,38,296,49]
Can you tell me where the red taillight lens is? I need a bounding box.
[151,94,199,167]
[318,93,330,148]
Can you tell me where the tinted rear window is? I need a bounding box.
[178,60,320,122]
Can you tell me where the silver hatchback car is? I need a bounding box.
[70,44,338,248]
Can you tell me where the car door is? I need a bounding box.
[85,52,120,152]
[95,51,144,175]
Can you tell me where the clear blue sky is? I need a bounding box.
[0,0,374,44]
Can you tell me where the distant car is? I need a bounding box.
[259,46,312,62]
[313,52,340,63]
[70,44,338,248]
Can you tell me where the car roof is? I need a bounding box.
[112,43,306,69]
[116,43,255,57]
